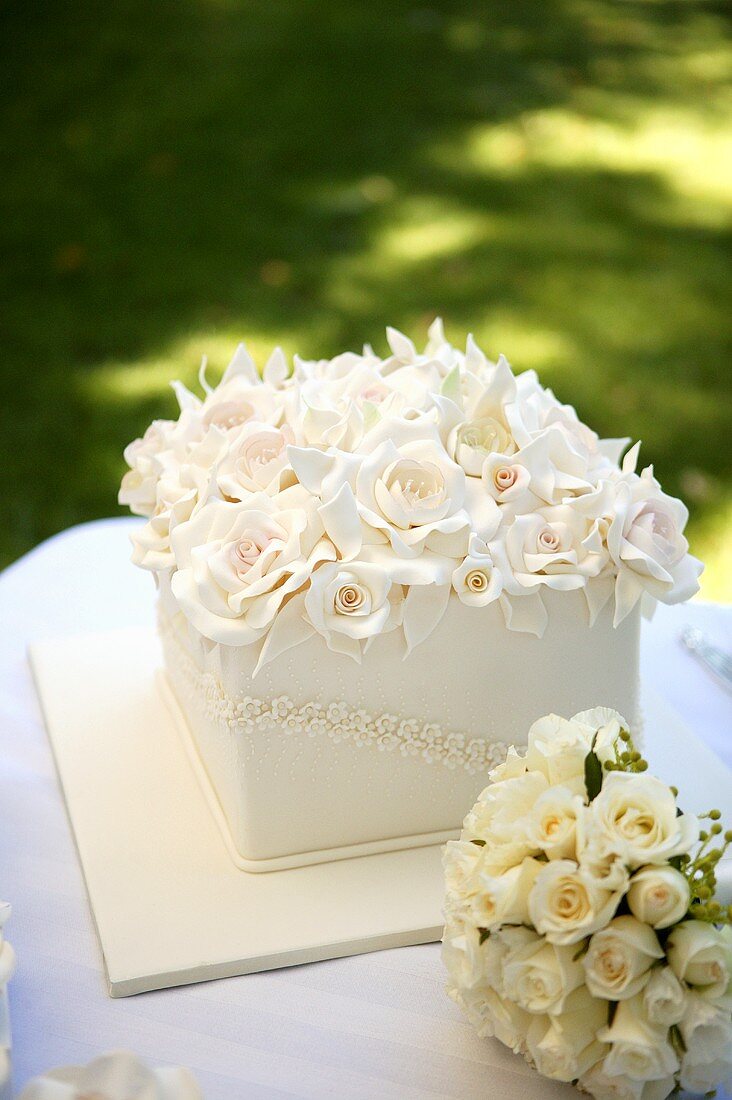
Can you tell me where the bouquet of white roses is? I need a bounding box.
[442,708,732,1099]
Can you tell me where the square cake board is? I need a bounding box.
[29,627,732,999]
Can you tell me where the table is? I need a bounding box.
[1,520,730,1099]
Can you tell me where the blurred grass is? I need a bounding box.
[1,0,730,598]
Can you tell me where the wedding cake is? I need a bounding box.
[119,321,702,870]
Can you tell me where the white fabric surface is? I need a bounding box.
[0,519,730,1099]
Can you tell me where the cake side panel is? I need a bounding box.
[158,577,641,863]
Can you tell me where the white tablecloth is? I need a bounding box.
[1,520,730,1099]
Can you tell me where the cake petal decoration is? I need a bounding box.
[119,323,702,660]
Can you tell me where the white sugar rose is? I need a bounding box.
[583,916,664,1001]
[501,934,584,1014]
[119,417,183,518]
[643,966,687,1027]
[528,859,622,945]
[679,992,732,1095]
[627,865,690,929]
[598,994,679,1082]
[525,987,607,1082]
[443,839,484,907]
[667,920,732,1000]
[303,560,403,661]
[524,786,583,860]
[448,416,515,475]
[216,422,296,499]
[451,535,502,607]
[170,488,335,645]
[130,425,226,571]
[355,434,470,557]
[588,772,699,868]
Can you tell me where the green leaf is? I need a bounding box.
[584,750,603,802]
[479,928,490,945]
[607,1000,618,1028]
[440,365,461,403]
[471,838,486,847]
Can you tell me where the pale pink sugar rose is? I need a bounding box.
[583,467,703,625]
[170,487,336,646]
[494,504,608,593]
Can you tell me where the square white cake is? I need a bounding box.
[120,321,701,870]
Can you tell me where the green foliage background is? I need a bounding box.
[2,0,730,596]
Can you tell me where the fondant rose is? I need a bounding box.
[217,422,296,499]
[606,470,703,624]
[170,487,335,645]
[354,434,470,558]
[452,536,503,607]
[129,425,226,572]
[494,506,605,593]
[304,560,403,661]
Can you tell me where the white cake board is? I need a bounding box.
[29,627,732,999]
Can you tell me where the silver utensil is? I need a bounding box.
[680,626,732,694]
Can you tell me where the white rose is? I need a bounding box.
[606,469,703,623]
[355,435,469,555]
[448,416,515,475]
[452,535,503,607]
[456,984,532,1053]
[304,560,403,662]
[441,917,487,991]
[525,987,607,1082]
[523,708,622,794]
[443,839,484,909]
[470,858,543,930]
[463,770,549,873]
[583,916,664,1001]
[528,859,622,946]
[119,417,181,517]
[589,772,699,869]
[130,425,226,571]
[170,489,335,645]
[643,966,687,1027]
[667,921,732,1000]
[627,865,690,929]
[597,994,679,1082]
[502,934,584,1014]
[17,1050,201,1100]
[216,422,296,499]
[578,1061,675,1100]
[524,786,583,860]
[679,992,732,1095]
[577,836,631,896]
[496,506,605,593]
